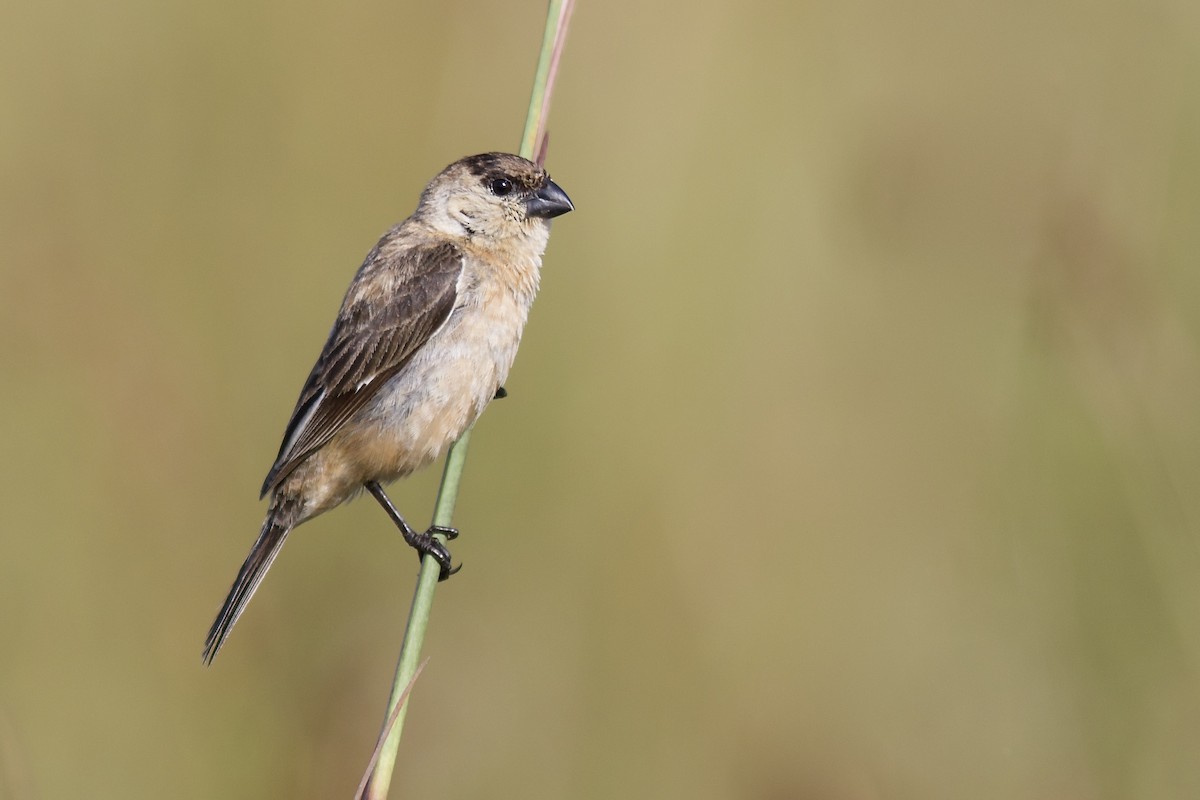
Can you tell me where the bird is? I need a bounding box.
[203,152,573,664]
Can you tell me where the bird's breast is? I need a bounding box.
[348,279,530,480]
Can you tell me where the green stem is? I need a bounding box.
[364,432,472,798]
[363,2,572,796]
[520,0,569,161]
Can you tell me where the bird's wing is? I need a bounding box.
[260,236,464,497]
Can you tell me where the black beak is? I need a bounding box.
[526,179,574,219]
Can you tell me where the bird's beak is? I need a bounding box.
[526,179,574,219]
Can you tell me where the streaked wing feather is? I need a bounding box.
[260,237,463,497]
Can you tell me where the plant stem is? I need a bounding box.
[362,2,573,797]
[521,0,574,161]
[362,442,471,798]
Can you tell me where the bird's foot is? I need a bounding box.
[365,481,462,581]
[407,526,461,581]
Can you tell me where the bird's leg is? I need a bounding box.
[493,386,508,399]
[365,481,460,581]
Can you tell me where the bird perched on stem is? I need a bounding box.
[203,152,573,664]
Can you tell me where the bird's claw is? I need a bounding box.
[412,526,461,581]
[429,524,459,541]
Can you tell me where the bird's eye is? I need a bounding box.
[489,178,514,196]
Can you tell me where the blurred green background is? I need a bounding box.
[2,0,1199,797]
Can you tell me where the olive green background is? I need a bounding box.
[3,1,1199,798]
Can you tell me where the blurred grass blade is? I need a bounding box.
[356,659,427,800]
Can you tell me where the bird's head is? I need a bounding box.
[416,152,573,244]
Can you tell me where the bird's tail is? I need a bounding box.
[203,499,298,665]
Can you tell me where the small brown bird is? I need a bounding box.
[203,153,572,664]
